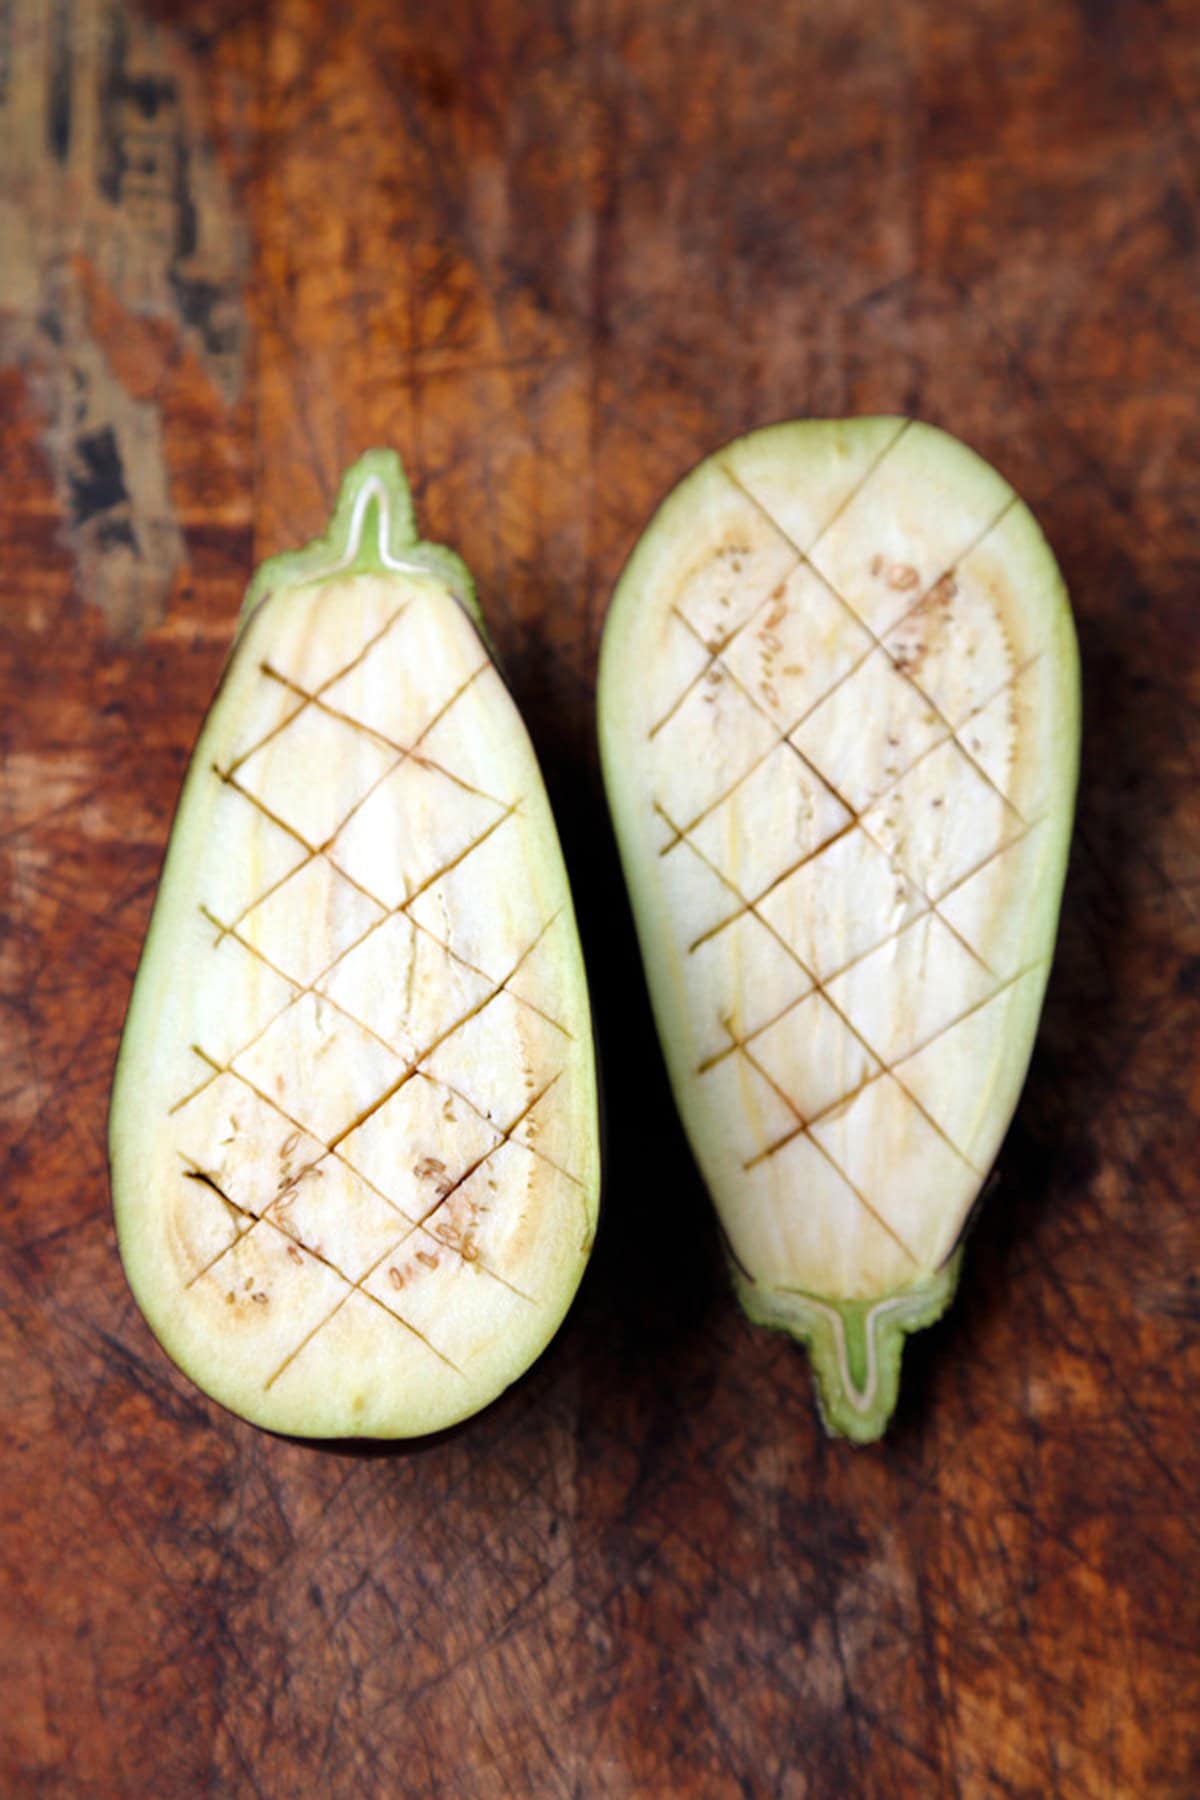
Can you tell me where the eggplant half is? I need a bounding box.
[110,452,600,1437]
[598,418,1078,1440]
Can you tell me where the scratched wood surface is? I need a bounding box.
[2,0,1199,1793]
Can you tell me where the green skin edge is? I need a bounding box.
[238,448,491,647]
[598,415,1081,1447]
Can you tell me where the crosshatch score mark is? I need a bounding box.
[689,821,1044,1098]
[178,1034,547,1326]
[662,673,1008,983]
[174,894,576,1180]
[723,1032,920,1264]
[740,957,1047,1171]
[178,1056,562,1390]
[668,678,1034,1001]
[257,661,509,810]
[719,458,1025,815]
[646,420,912,741]
[167,599,580,1380]
[177,903,576,1277]
[657,610,1034,866]
[655,797,990,1183]
[177,1040,547,1383]
[213,653,495,932]
[639,432,1052,1245]
[649,467,1028,867]
[225,599,413,777]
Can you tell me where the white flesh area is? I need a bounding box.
[112,573,598,1436]
[601,419,1077,1302]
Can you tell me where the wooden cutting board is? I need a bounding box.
[2,0,1197,1792]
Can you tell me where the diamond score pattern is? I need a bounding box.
[170,593,581,1386]
[652,442,1049,1255]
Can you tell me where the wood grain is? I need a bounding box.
[2,0,1199,1793]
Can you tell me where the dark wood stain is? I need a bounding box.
[1,0,1198,1793]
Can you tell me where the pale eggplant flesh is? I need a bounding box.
[109,452,600,1437]
[598,418,1079,1441]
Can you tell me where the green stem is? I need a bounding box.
[730,1253,963,1443]
[237,449,483,637]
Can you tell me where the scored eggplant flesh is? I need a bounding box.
[598,418,1078,1440]
[110,455,599,1438]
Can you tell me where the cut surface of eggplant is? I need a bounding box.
[598,418,1078,1441]
[110,453,599,1437]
